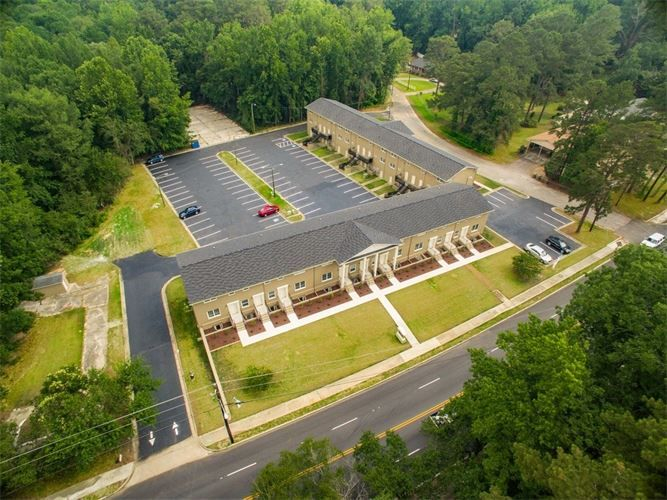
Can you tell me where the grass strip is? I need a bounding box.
[286,131,308,141]
[312,147,331,158]
[166,278,224,434]
[475,174,502,190]
[220,152,303,222]
[365,179,387,190]
[228,249,615,445]
[376,185,397,196]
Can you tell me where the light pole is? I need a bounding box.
[250,103,256,134]
[407,71,412,91]
[271,168,275,197]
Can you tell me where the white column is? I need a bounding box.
[373,253,379,276]
[393,248,399,269]
[361,256,367,282]
[339,263,347,288]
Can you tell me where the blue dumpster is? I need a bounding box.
[191,139,200,149]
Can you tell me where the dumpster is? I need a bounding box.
[191,139,200,149]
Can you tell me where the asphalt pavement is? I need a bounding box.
[147,125,376,246]
[486,188,579,258]
[116,252,190,458]
[119,276,579,498]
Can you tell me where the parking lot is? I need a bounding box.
[146,126,377,246]
[486,188,579,258]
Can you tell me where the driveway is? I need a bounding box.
[486,188,579,259]
[146,126,377,246]
[116,252,190,458]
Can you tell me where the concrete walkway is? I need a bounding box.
[199,239,617,445]
[22,277,110,371]
[48,463,133,500]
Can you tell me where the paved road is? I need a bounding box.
[487,188,579,258]
[116,252,189,458]
[147,125,376,246]
[119,277,581,498]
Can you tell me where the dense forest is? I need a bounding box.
[252,245,667,498]
[0,0,409,376]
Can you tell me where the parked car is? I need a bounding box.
[429,78,439,83]
[258,204,280,217]
[545,235,572,254]
[145,154,165,166]
[641,232,665,248]
[525,243,553,264]
[179,205,200,219]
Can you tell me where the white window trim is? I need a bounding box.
[240,299,250,308]
[294,280,306,291]
[267,290,276,300]
[415,242,424,251]
[349,264,357,273]
[207,308,221,319]
[471,223,479,231]
[322,272,332,282]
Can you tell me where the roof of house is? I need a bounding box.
[32,272,65,289]
[409,56,427,69]
[527,130,567,151]
[178,184,492,303]
[380,120,413,135]
[306,98,470,181]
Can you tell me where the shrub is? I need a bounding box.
[242,365,274,395]
[512,252,542,282]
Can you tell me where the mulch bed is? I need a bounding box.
[293,291,352,319]
[270,310,290,327]
[206,328,240,351]
[443,253,458,264]
[375,276,392,289]
[245,319,266,336]
[458,247,473,258]
[473,239,493,252]
[355,283,372,296]
[395,258,441,282]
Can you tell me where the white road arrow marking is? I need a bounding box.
[148,431,155,446]
[172,422,179,436]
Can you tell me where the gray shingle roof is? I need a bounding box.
[306,99,469,181]
[380,120,413,135]
[178,184,491,304]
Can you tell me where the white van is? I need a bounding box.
[641,233,665,248]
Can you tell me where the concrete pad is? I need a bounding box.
[188,105,248,147]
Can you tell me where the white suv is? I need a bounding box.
[525,243,553,264]
[641,232,665,248]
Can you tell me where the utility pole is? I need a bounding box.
[250,103,256,134]
[271,168,276,197]
[215,388,235,444]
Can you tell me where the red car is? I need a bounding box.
[258,204,280,217]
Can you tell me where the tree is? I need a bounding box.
[425,35,459,94]
[353,431,414,498]
[252,438,343,499]
[563,245,667,414]
[512,252,542,282]
[242,365,274,395]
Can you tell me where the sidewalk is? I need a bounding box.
[48,463,133,500]
[199,239,622,446]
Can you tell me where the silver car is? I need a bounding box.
[525,243,553,264]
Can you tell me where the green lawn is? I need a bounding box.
[365,179,387,190]
[107,269,122,323]
[286,131,308,141]
[323,153,343,162]
[388,268,500,342]
[312,146,331,157]
[220,152,303,222]
[376,184,397,196]
[212,301,406,420]
[394,77,436,93]
[166,278,224,435]
[407,94,561,163]
[78,166,196,260]
[471,248,531,298]
[613,188,666,221]
[475,173,502,190]
[3,309,85,409]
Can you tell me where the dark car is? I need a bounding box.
[179,205,200,219]
[545,235,571,254]
[145,154,165,166]
[257,204,280,217]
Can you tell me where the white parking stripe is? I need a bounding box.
[290,196,309,204]
[159,180,182,188]
[174,201,197,210]
[275,181,291,188]
[312,165,328,170]
[198,230,222,240]
[247,204,265,210]
[237,193,257,199]
[192,224,215,234]
[213,171,231,177]
[542,212,567,224]
[337,181,353,187]
[242,198,262,205]
[231,187,251,194]
[201,158,220,164]
[359,198,375,204]
[296,202,314,209]
[486,194,505,204]
[343,186,362,193]
[280,186,298,193]
[324,173,338,178]
[171,194,194,204]
[285,191,303,199]
[221,179,242,185]
[264,221,286,229]
[186,218,211,227]
[352,192,369,198]
[209,166,226,173]
[148,162,167,169]
[201,154,218,160]
[487,200,500,208]
[495,190,515,201]
[535,216,558,228]
[203,237,229,246]
[164,186,188,194]
[303,208,321,216]
[150,166,171,173]
[231,147,248,153]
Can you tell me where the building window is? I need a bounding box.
[471,224,479,232]
[240,299,249,308]
[207,308,221,319]
[322,272,332,282]
[389,162,395,169]
[415,242,423,251]
[397,247,402,256]
[380,157,385,164]
[294,280,306,291]
[349,264,357,273]
[267,290,276,300]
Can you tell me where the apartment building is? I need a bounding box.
[305,98,476,190]
[178,183,491,334]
